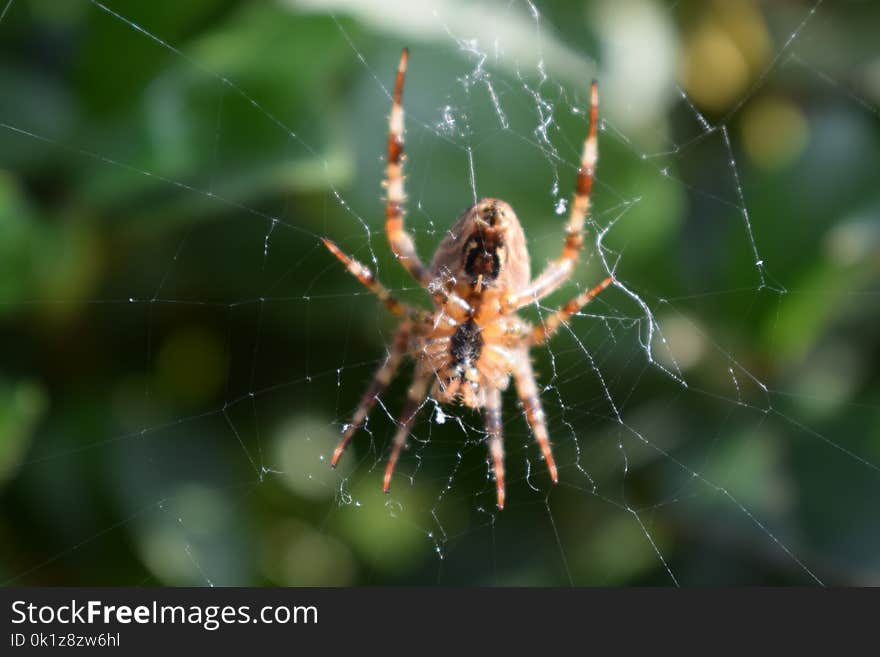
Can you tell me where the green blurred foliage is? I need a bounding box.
[1,0,879,586]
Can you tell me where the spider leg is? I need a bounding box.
[529,275,614,346]
[383,374,431,493]
[330,321,411,468]
[321,238,412,317]
[385,48,432,287]
[506,81,599,310]
[513,353,559,485]
[484,386,506,509]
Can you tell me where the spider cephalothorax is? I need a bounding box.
[323,49,612,509]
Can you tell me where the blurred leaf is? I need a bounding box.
[0,379,48,485]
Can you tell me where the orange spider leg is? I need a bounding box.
[529,275,614,346]
[507,81,599,310]
[383,375,431,493]
[321,238,408,317]
[484,387,506,509]
[385,48,432,287]
[513,354,558,485]
[330,322,410,468]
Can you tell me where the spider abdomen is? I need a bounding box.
[430,198,531,293]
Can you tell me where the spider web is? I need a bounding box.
[2,0,879,586]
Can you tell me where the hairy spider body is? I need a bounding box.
[324,49,612,509]
[421,199,530,409]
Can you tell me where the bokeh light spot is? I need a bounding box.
[741,95,809,170]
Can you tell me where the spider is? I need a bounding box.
[323,49,612,509]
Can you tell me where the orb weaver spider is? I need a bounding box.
[323,49,612,509]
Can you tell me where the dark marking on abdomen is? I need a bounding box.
[463,234,501,284]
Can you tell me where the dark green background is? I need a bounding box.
[1,0,879,586]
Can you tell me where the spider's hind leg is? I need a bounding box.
[529,275,614,345]
[321,238,411,317]
[505,81,600,310]
[384,48,433,288]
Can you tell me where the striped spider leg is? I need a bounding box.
[322,50,612,509]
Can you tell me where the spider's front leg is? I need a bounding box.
[506,81,600,311]
[321,237,427,467]
[330,321,410,468]
[484,387,506,509]
[383,374,431,493]
[512,353,558,485]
